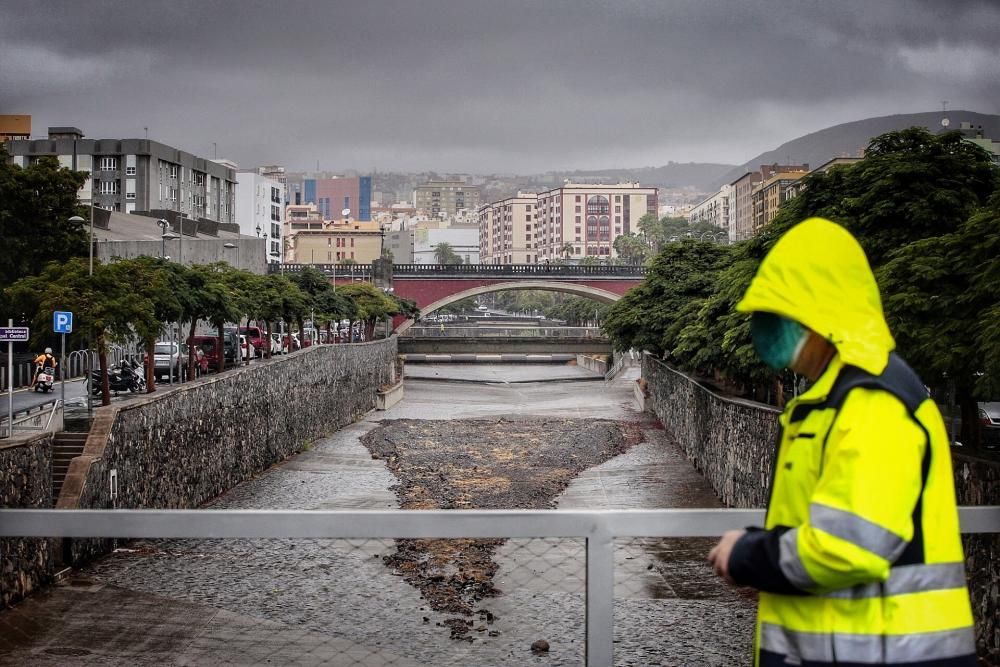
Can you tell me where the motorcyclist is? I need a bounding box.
[31,347,58,387]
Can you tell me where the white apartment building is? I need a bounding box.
[688,184,732,235]
[235,171,285,263]
[478,193,537,264]
[533,183,658,261]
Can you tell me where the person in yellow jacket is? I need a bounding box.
[708,218,976,666]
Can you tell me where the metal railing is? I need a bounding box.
[404,326,608,339]
[274,263,647,279]
[2,506,998,666]
[604,349,638,383]
[0,399,62,438]
[392,263,647,278]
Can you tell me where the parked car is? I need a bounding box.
[239,335,255,361]
[239,326,266,358]
[270,332,287,355]
[283,333,301,351]
[151,341,189,381]
[980,402,1000,449]
[187,335,222,372]
[221,328,241,366]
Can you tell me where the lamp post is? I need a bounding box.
[162,231,180,262]
[157,219,170,258]
[68,215,90,418]
[224,242,238,268]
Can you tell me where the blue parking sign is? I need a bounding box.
[54,311,73,334]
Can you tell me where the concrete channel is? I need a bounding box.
[0,363,755,666]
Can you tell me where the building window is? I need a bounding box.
[271,205,280,221]
[125,192,136,200]
[99,180,119,195]
[169,164,178,178]
[586,195,609,215]
[99,157,118,171]
[125,166,136,176]
[575,195,581,202]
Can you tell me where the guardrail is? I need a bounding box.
[0,399,62,438]
[404,326,608,339]
[2,344,143,392]
[2,507,997,665]
[273,263,648,278]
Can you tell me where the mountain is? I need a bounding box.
[713,110,1000,189]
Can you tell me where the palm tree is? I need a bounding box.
[560,242,575,260]
[433,242,461,265]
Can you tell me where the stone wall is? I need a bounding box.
[60,338,396,563]
[642,354,1000,662]
[641,355,780,508]
[0,431,56,607]
[953,454,1000,663]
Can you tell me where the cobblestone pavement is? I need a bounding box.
[0,364,755,666]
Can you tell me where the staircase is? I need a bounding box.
[52,431,88,504]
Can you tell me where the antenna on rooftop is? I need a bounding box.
[941,100,951,128]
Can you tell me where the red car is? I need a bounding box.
[239,326,266,357]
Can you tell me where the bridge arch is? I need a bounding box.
[394,280,622,334]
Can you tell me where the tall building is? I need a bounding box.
[284,173,372,221]
[5,127,236,222]
[287,219,383,265]
[730,171,762,242]
[235,171,285,264]
[533,183,657,261]
[688,184,732,233]
[478,193,537,264]
[413,180,481,219]
[750,164,809,233]
[0,115,31,141]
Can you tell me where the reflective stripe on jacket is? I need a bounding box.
[731,219,975,666]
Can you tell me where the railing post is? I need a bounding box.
[586,526,614,667]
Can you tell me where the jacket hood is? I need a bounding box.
[736,217,894,375]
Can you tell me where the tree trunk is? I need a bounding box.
[217,323,226,373]
[297,317,306,346]
[326,321,332,345]
[187,321,197,379]
[958,389,981,449]
[145,338,156,393]
[98,339,111,406]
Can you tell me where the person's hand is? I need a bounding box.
[708,529,745,584]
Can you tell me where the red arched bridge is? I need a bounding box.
[275,262,647,332]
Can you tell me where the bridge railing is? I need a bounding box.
[403,326,608,338]
[272,263,647,278]
[391,263,648,277]
[3,507,998,665]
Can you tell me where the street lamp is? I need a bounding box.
[162,231,180,262]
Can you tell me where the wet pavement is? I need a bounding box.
[0,363,755,666]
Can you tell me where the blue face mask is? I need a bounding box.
[750,311,807,371]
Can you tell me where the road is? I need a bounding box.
[0,363,755,666]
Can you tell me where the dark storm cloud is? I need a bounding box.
[1,1,997,174]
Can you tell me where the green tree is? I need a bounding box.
[336,282,400,340]
[116,257,186,391]
[432,242,462,265]
[612,232,649,265]
[7,258,155,405]
[0,151,89,316]
[603,241,731,366]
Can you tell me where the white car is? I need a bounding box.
[270,333,287,355]
[239,335,255,361]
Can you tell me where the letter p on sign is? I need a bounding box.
[54,311,73,334]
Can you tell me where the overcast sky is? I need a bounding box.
[1,1,997,174]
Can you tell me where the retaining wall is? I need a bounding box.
[57,338,396,563]
[642,354,1000,662]
[0,431,56,607]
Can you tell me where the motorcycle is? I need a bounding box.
[34,366,56,393]
[87,358,146,395]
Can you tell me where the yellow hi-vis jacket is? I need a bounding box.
[730,218,976,666]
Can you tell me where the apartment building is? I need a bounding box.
[478,193,536,264]
[533,183,658,261]
[414,180,481,219]
[5,127,236,223]
[284,173,372,221]
[0,115,31,141]
[750,164,809,233]
[688,184,732,232]
[235,171,285,263]
[730,171,763,241]
[285,211,383,265]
